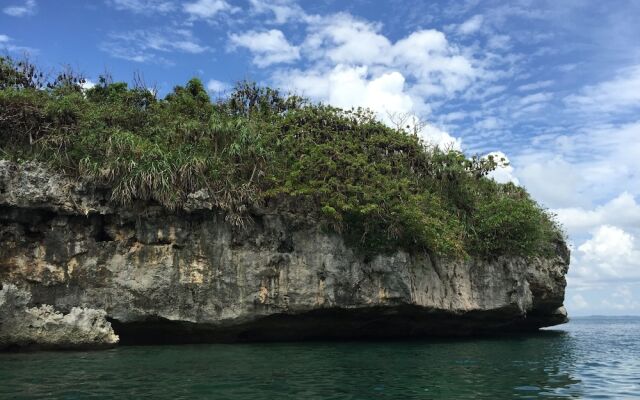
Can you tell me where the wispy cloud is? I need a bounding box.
[3,0,36,17]
[0,33,38,54]
[100,28,208,63]
[249,0,307,24]
[517,80,554,91]
[518,92,553,106]
[107,0,176,15]
[457,14,484,35]
[183,0,238,20]
[565,65,640,114]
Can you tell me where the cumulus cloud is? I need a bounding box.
[303,14,392,65]
[229,12,483,149]
[579,225,634,262]
[3,0,36,17]
[234,12,480,98]
[392,29,476,97]
[554,192,640,238]
[284,66,412,115]
[81,80,96,90]
[486,151,519,184]
[570,225,640,290]
[206,79,229,93]
[420,124,461,150]
[512,119,640,314]
[274,64,460,149]
[229,30,300,67]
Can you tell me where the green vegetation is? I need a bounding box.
[0,57,562,259]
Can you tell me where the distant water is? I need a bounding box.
[1,317,639,399]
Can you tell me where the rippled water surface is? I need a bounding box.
[1,317,638,399]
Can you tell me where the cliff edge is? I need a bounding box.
[0,161,569,349]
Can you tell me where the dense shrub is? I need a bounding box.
[0,56,563,259]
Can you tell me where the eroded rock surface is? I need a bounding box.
[0,283,118,350]
[0,161,569,348]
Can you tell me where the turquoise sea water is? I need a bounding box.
[1,316,638,399]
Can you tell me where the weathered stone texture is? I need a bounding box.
[0,161,569,349]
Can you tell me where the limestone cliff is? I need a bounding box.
[0,160,569,349]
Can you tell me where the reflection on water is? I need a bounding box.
[0,317,638,399]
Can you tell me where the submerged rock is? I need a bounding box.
[0,161,569,349]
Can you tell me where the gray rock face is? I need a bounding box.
[0,161,569,349]
[0,283,118,350]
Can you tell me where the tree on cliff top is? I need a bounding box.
[0,56,563,259]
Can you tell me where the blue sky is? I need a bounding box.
[2,0,640,315]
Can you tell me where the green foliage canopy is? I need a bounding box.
[0,57,563,259]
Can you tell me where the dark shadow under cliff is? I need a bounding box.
[109,306,567,345]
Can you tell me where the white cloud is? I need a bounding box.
[278,65,409,115]
[183,0,236,19]
[570,294,589,309]
[3,0,36,17]
[518,91,553,106]
[565,64,640,113]
[107,0,176,14]
[249,0,306,24]
[487,34,511,50]
[475,116,502,130]
[206,79,229,93]
[554,192,640,238]
[274,64,460,150]
[101,28,208,63]
[510,117,640,312]
[81,80,96,90]
[457,14,484,35]
[303,14,392,65]
[392,29,477,97]
[225,12,483,150]
[514,120,640,210]
[600,286,640,312]
[0,33,37,54]
[516,155,582,208]
[420,124,461,150]
[579,225,634,262]
[486,151,519,184]
[517,80,554,91]
[270,14,479,98]
[569,225,640,292]
[229,30,300,67]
